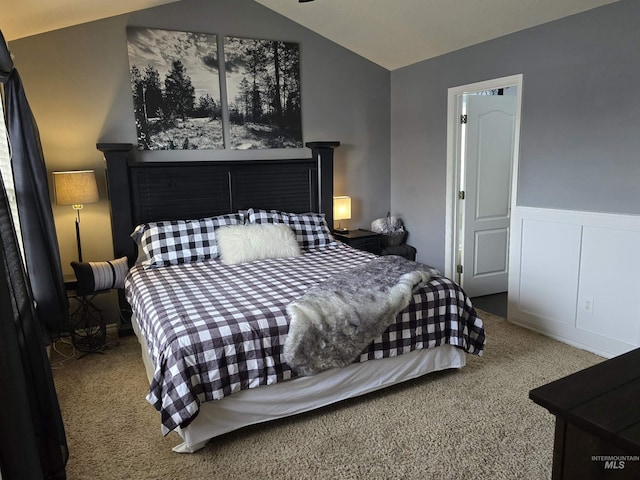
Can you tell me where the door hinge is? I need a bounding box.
[458,190,465,200]
[456,264,463,274]
[460,114,467,124]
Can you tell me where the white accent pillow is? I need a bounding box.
[216,223,301,265]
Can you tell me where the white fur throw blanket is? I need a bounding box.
[284,255,434,376]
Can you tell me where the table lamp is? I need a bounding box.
[53,170,99,262]
[333,195,351,233]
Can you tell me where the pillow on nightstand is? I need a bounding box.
[71,256,129,296]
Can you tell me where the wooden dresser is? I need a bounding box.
[529,348,640,479]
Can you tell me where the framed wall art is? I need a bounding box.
[224,36,303,149]
[127,27,223,151]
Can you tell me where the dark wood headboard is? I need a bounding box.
[97,142,340,264]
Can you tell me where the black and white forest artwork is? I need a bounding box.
[225,36,303,149]
[127,27,223,150]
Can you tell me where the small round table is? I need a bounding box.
[65,278,108,354]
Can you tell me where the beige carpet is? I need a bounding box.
[50,310,603,480]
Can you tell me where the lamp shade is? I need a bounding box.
[53,170,99,207]
[333,196,351,221]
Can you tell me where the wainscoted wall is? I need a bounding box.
[508,206,640,358]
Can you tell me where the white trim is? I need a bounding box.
[445,74,523,283]
[505,318,617,359]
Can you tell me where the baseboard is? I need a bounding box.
[507,317,613,359]
[106,322,119,336]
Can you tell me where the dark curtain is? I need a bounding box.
[1,33,69,340]
[0,172,68,478]
[0,31,68,479]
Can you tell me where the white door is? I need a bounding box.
[461,94,516,297]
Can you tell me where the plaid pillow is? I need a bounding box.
[246,208,335,250]
[132,213,244,268]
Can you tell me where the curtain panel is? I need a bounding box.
[0,172,68,478]
[0,29,68,479]
[2,52,69,340]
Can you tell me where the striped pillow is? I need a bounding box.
[71,256,129,296]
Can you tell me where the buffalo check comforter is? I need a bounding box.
[125,243,485,434]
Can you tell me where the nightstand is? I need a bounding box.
[381,244,417,261]
[334,229,382,254]
[64,274,107,354]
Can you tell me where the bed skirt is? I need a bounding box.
[132,315,466,453]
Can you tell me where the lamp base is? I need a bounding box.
[335,228,350,234]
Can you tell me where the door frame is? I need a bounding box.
[444,74,524,289]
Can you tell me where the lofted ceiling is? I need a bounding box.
[4,0,621,70]
[2,0,180,42]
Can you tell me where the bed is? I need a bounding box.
[98,142,485,453]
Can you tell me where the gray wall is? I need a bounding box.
[8,0,390,269]
[10,0,639,283]
[9,0,390,322]
[391,0,640,272]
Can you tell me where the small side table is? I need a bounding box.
[64,275,107,354]
[334,229,382,255]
